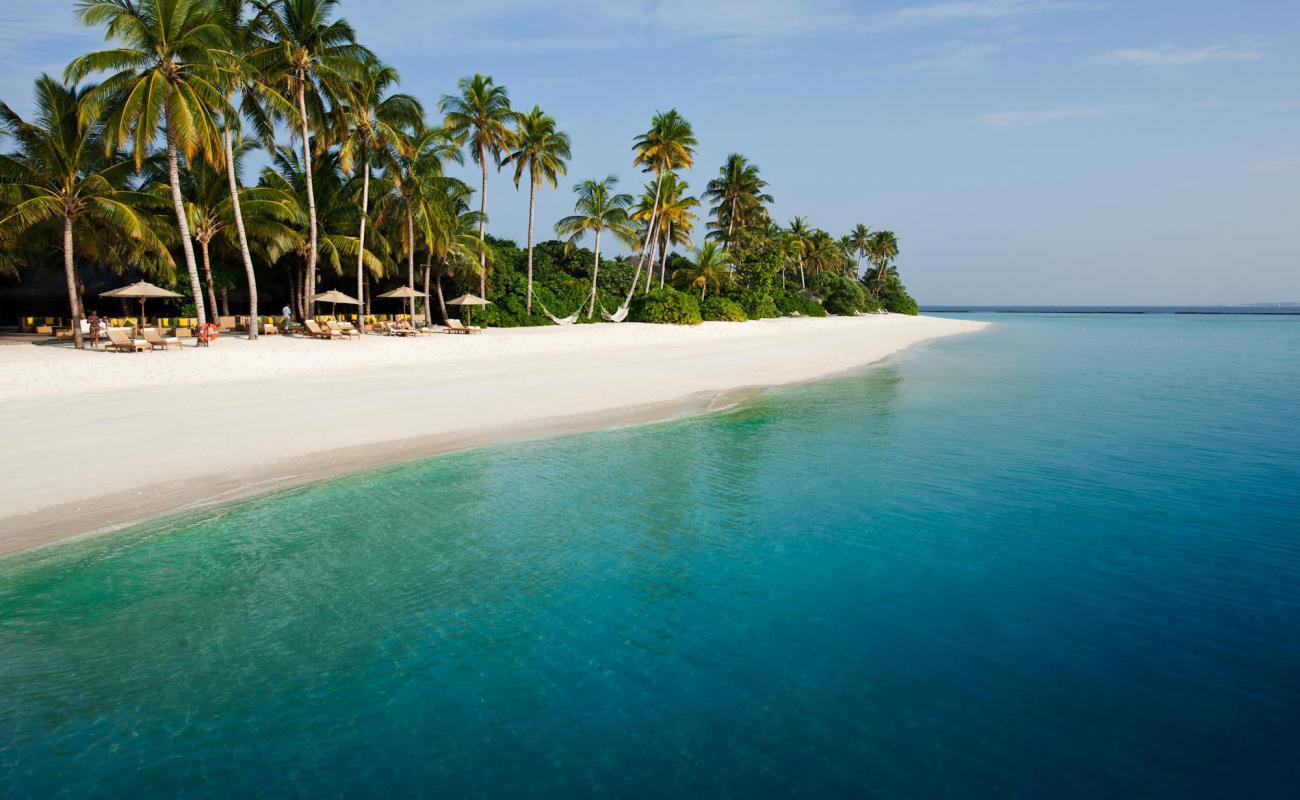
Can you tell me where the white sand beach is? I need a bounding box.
[0,314,986,555]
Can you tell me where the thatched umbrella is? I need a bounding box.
[311,289,360,320]
[375,285,422,324]
[100,281,183,332]
[445,293,492,327]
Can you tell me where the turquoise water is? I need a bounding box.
[3,315,1299,798]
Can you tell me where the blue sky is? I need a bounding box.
[1,0,1297,304]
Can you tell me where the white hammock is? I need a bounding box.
[600,303,629,323]
[535,297,580,326]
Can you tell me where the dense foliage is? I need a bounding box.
[0,0,922,345]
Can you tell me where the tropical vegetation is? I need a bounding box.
[0,0,919,350]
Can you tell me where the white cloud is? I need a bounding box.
[869,0,1091,30]
[1095,41,1265,69]
[909,42,1001,75]
[977,103,1146,127]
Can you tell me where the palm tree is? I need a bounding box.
[634,172,698,289]
[555,176,634,318]
[630,109,696,296]
[503,106,570,314]
[801,229,844,278]
[260,144,383,310]
[786,216,814,288]
[671,241,729,300]
[336,60,422,319]
[703,154,772,246]
[845,223,870,278]
[254,0,374,317]
[439,74,517,298]
[213,0,291,338]
[419,182,489,323]
[380,123,460,319]
[864,230,900,299]
[0,76,158,349]
[68,0,232,327]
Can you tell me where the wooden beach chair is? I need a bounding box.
[105,328,148,352]
[327,320,361,340]
[141,327,182,351]
[445,319,482,335]
[304,320,340,340]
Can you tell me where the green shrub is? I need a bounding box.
[878,282,919,315]
[773,289,828,318]
[733,289,778,320]
[629,287,702,325]
[807,273,873,315]
[700,296,747,322]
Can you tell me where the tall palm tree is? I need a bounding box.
[671,241,729,300]
[864,230,900,299]
[439,73,517,298]
[629,109,696,296]
[555,176,634,318]
[801,229,844,278]
[845,223,871,278]
[419,181,489,323]
[634,171,697,289]
[254,0,373,317]
[336,60,422,319]
[68,0,232,326]
[703,154,772,246]
[0,76,158,349]
[213,0,290,338]
[380,123,459,319]
[503,105,570,314]
[786,216,814,288]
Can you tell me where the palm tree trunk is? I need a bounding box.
[525,174,536,314]
[63,215,83,350]
[297,82,319,318]
[659,223,671,289]
[199,238,219,322]
[224,124,258,340]
[799,261,806,290]
[221,287,230,317]
[587,228,602,318]
[477,142,488,298]
[165,119,207,326]
[355,145,370,326]
[630,173,663,299]
[406,205,416,320]
[727,196,737,245]
[435,272,448,323]
[422,256,431,324]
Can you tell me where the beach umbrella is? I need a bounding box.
[100,281,183,331]
[376,285,422,323]
[311,289,360,320]
[445,293,492,326]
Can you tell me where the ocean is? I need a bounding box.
[2,313,1299,798]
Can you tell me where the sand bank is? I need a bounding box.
[0,314,986,555]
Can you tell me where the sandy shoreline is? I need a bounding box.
[0,315,986,556]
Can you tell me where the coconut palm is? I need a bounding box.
[845,223,871,278]
[703,154,772,246]
[555,176,635,318]
[260,144,383,312]
[634,171,698,289]
[439,73,517,298]
[419,182,489,323]
[68,0,234,326]
[336,60,422,318]
[502,106,570,314]
[786,216,814,288]
[864,230,900,299]
[630,109,696,296]
[378,123,460,319]
[801,229,845,278]
[671,241,730,300]
[0,76,159,349]
[253,0,374,316]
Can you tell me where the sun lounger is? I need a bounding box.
[384,322,416,337]
[444,319,482,335]
[328,320,361,339]
[105,328,149,352]
[304,320,341,340]
[141,327,182,351]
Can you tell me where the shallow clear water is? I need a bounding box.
[3,315,1299,798]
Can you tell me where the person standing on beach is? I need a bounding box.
[87,311,100,348]
[282,304,292,334]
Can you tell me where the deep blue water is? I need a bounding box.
[2,314,1299,798]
